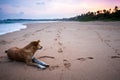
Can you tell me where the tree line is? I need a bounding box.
[69,6,120,21]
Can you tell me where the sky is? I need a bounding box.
[0,0,120,19]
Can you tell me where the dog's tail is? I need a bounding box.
[5,50,8,53]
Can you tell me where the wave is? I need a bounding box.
[0,23,27,35]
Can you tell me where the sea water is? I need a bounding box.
[0,23,27,35]
[0,21,57,35]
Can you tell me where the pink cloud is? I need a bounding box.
[0,0,120,19]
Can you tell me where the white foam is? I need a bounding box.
[0,23,27,35]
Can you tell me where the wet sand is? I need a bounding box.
[0,21,120,80]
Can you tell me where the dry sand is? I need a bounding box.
[0,21,120,80]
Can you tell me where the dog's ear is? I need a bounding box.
[31,41,38,46]
[37,40,40,43]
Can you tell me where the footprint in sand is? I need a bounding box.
[19,39,25,41]
[35,29,44,33]
[64,27,66,29]
[104,40,111,42]
[49,65,59,71]
[0,40,10,45]
[0,56,6,63]
[56,34,60,38]
[46,31,52,33]
[54,38,58,41]
[58,48,63,53]
[32,33,34,35]
[77,58,86,61]
[23,33,30,37]
[115,49,119,54]
[87,57,94,59]
[77,57,94,61]
[63,59,71,70]
[118,54,120,55]
[0,56,12,63]
[58,30,61,34]
[57,35,60,38]
[58,42,62,46]
[111,56,120,59]
[114,39,120,42]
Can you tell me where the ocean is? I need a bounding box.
[0,21,57,35]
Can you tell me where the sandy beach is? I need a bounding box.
[0,21,120,80]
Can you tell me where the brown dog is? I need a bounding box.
[5,40,43,67]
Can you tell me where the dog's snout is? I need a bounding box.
[39,46,43,50]
[40,46,43,49]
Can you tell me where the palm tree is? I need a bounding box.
[114,6,118,12]
[97,10,100,15]
[103,9,107,14]
[109,9,111,14]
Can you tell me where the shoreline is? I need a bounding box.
[0,21,59,36]
[0,23,27,36]
[0,21,120,80]
[0,21,120,37]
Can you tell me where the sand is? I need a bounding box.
[0,21,120,80]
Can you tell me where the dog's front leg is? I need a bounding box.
[25,59,46,69]
[32,57,49,67]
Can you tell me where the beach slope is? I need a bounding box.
[0,21,120,80]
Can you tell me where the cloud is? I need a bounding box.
[0,8,2,11]
[36,2,45,5]
[0,0,120,19]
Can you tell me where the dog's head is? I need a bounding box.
[31,40,43,50]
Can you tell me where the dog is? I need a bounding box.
[5,40,49,69]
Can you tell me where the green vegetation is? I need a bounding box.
[69,6,120,21]
[0,19,60,24]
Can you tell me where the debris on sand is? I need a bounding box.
[38,56,55,59]
[111,56,120,59]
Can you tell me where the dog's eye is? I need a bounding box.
[31,42,38,46]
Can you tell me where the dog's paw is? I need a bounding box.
[44,64,49,68]
[37,64,46,69]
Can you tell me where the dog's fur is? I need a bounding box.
[5,40,43,67]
